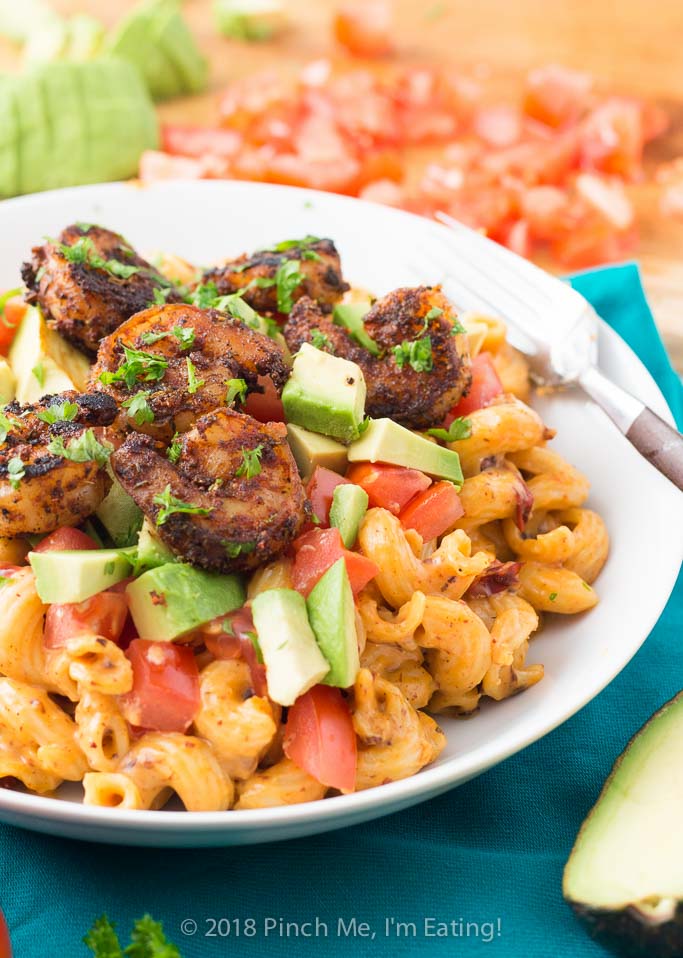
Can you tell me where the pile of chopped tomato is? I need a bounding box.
[139,60,670,268]
[284,684,357,792]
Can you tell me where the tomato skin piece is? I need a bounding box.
[446,352,503,420]
[284,685,357,792]
[243,376,285,423]
[33,527,100,553]
[292,527,378,597]
[120,640,200,733]
[345,463,431,515]
[523,64,592,129]
[0,906,11,958]
[306,466,349,527]
[0,297,26,355]
[333,2,393,58]
[43,592,129,650]
[399,481,464,541]
[161,124,241,158]
[202,607,267,696]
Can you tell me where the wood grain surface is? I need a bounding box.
[22,0,683,371]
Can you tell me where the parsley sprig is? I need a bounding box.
[84,913,181,958]
[0,411,20,442]
[122,391,155,426]
[58,237,141,280]
[427,416,472,442]
[167,433,182,464]
[225,378,248,406]
[393,335,433,373]
[47,429,113,466]
[99,346,169,389]
[7,456,25,490]
[36,400,80,425]
[185,357,205,394]
[236,444,263,479]
[140,326,195,349]
[310,328,334,353]
[153,485,211,525]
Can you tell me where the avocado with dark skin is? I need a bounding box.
[563,690,683,958]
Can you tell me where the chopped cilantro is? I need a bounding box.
[185,357,205,394]
[0,411,19,442]
[310,328,334,353]
[36,400,79,425]
[7,456,24,490]
[150,286,173,306]
[152,485,211,526]
[236,444,264,479]
[188,280,219,308]
[265,235,321,253]
[173,325,195,349]
[140,329,170,346]
[121,390,155,426]
[549,592,558,602]
[274,259,304,313]
[47,429,113,466]
[450,318,467,335]
[393,335,433,373]
[225,378,248,406]
[167,433,182,464]
[427,416,472,442]
[223,540,256,558]
[424,307,444,322]
[58,237,141,279]
[31,362,45,387]
[98,345,168,388]
[83,914,123,958]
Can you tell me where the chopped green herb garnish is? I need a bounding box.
[265,235,321,253]
[36,400,80,425]
[167,433,182,464]
[225,378,248,406]
[393,335,433,373]
[245,628,263,662]
[549,592,558,602]
[236,444,264,479]
[274,259,304,313]
[153,485,211,526]
[140,329,170,346]
[32,362,45,387]
[0,411,19,442]
[173,325,195,349]
[188,280,219,309]
[58,236,141,279]
[223,539,256,558]
[424,307,444,322]
[121,390,155,426]
[7,456,24,490]
[98,345,169,388]
[185,357,204,394]
[332,302,380,356]
[450,318,467,335]
[47,429,113,466]
[0,287,23,327]
[150,286,173,306]
[311,512,321,526]
[209,477,224,492]
[84,913,181,958]
[83,914,124,958]
[427,416,472,442]
[310,328,334,353]
[357,416,371,435]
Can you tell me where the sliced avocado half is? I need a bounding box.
[564,690,683,958]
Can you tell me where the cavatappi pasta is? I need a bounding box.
[0,234,609,813]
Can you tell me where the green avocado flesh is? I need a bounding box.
[348,417,463,486]
[564,690,683,957]
[96,478,143,548]
[126,563,244,641]
[283,343,367,443]
[29,548,136,603]
[0,59,158,199]
[306,558,360,689]
[329,483,368,548]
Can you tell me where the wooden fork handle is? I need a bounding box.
[626,408,683,492]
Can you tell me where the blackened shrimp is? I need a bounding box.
[21,224,182,356]
[284,286,472,430]
[91,304,289,443]
[111,408,308,573]
[0,391,118,536]
[200,238,349,316]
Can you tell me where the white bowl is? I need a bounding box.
[0,180,681,846]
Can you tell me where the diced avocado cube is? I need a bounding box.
[0,358,16,404]
[282,343,366,443]
[329,483,368,548]
[348,418,463,487]
[135,517,174,570]
[29,547,136,603]
[127,563,244,641]
[332,302,379,356]
[251,588,329,706]
[9,305,89,402]
[95,478,143,548]
[286,423,348,481]
[306,558,360,689]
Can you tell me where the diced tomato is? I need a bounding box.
[120,639,200,733]
[473,106,523,149]
[161,124,241,158]
[356,149,404,188]
[399,481,464,541]
[33,527,99,553]
[520,185,571,241]
[266,151,362,195]
[243,376,285,423]
[306,466,349,527]
[202,606,267,697]
[345,462,431,515]
[0,296,26,355]
[574,173,634,230]
[0,906,11,958]
[359,178,406,207]
[499,218,531,258]
[292,527,378,597]
[138,150,210,182]
[523,64,593,129]
[284,685,357,792]
[446,352,503,419]
[333,1,393,58]
[579,97,644,180]
[43,592,129,649]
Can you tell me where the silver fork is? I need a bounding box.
[407,210,683,493]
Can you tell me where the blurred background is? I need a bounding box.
[1,0,682,369]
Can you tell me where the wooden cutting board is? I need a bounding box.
[36,0,683,372]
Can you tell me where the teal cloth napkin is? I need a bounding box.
[1,262,681,958]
